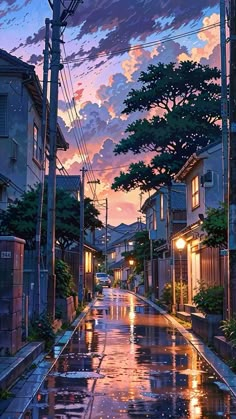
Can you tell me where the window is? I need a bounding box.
[85,251,92,273]
[192,176,200,209]
[160,193,164,220]
[111,252,116,260]
[0,95,8,137]
[11,138,18,162]
[33,123,42,163]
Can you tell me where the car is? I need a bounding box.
[95,272,111,287]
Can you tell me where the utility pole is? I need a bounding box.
[47,0,62,319]
[92,197,108,273]
[104,198,108,273]
[220,0,228,201]
[228,0,236,317]
[79,167,86,302]
[35,18,50,318]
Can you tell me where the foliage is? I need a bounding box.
[55,259,76,298]
[193,285,224,315]
[112,61,221,193]
[161,283,172,305]
[122,231,165,273]
[161,282,188,306]
[0,389,12,400]
[95,283,103,294]
[0,184,102,250]
[201,203,227,248]
[220,317,236,347]
[29,312,55,350]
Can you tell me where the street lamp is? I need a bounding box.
[176,237,186,310]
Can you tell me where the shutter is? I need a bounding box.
[0,95,8,136]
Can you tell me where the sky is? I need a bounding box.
[0,0,222,226]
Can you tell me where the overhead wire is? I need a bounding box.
[62,21,222,64]
[62,41,99,187]
[60,41,101,202]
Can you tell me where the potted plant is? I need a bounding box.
[193,285,224,316]
[191,285,224,344]
[213,317,236,364]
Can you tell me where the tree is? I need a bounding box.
[112,61,221,193]
[0,184,103,252]
[202,203,227,248]
[122,231,165,273]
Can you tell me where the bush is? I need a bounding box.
[29,312,55,350]
[193,285,224,315]
[161,283,172,305]
[221,317,236,346]
[55,259,76,298]
[161,282,188,306]
[95,283,103,294]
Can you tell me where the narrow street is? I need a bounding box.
[24,289,236,418]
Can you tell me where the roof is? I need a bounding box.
[56,175,80,193]
[175,140,222,182]
[109,258,125,270]
[0,49,68,151]
[107,230,137,251]
[141,183,186,212]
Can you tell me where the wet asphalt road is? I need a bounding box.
[24,288,236,418]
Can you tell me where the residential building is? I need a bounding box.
[0,49,68,211]
[141,183,186,298]
[174,140,225,304]
[105,221,145,284]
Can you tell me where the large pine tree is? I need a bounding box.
[112,60,221,193]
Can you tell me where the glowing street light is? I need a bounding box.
[176,237,186,308]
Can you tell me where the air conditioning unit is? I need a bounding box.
[200,170,213,187]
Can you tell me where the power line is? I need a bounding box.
[62,21,222,64]
[60,43,101,200]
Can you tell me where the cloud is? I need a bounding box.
[0,0,31,20]
[67,0,219,68]
[28,53,43,65]
[177,13,220,64]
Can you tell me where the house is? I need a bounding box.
[174,140,225,305]
[106,221,145,285]
[0,49,68,211]
[141,183,186,298]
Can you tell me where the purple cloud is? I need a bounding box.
[0,0,30,20]
[66,0,218,67]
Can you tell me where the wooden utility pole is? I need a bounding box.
[104,198,108,273]
[228,0,236,317]
[220,0,228,202]
[79,167,86,302]
[47,0,62,319]
[35,18,50,318]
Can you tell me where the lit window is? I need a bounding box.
[111,252,116,260]
[33,123,42,163]
[192,176,200,209]
[85,251,92,273]
[160,193,164,220]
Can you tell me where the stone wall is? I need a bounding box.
[0,237,25,355]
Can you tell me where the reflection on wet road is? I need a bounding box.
[24,289,236,418]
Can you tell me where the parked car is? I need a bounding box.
[95,272,111,287]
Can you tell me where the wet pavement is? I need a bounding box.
[2,288,236,418]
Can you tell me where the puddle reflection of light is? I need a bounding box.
[190,395,201,418]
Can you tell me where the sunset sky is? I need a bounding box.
[0,0,222,226]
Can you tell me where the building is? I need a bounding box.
[0,49,68,211]
[141,183,186,298]
[174,140,225,305]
